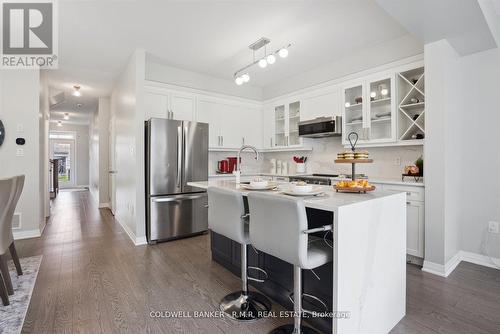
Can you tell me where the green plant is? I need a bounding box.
[415,156,423,175]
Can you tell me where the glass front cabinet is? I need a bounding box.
[271,100,302,148]
[342,73,396,145]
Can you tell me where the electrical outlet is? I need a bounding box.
[16,124,23,132]
[488,221,499,234]
[394,157,401,166]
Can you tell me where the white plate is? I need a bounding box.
[241,183,277,191]
[282,187,324,196]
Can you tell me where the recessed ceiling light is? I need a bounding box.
[57,121,62,127]
[63,113,69,120]
[76,103,83,108]
[72,85,81,97]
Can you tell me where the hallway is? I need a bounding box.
[14,190,500,334]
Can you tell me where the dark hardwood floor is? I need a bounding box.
[13,190,500,334]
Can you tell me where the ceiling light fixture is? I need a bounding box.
[266,54,276,65]
[63,113,69,120]
[233,37,291,85]
[57,120,63,127]
[72,85,81,97]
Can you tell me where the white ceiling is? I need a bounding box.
[375,0,497,56]
[49,0,422,120]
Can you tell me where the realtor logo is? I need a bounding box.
[1,0,58,68]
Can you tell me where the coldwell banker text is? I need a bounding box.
[1,0,58,69]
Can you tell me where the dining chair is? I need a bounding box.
[0,177,16,305]
[0,175,25,299]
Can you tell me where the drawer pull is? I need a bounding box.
[406,201,411,205]
[406,192,411,195]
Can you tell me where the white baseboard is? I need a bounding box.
[98,202,110,208]
[460,251,500,270]
[423,251,499,277]
[115,215,147,246]
[13,229,41,240]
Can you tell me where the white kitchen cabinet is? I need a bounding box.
[341,72,396,146]
[197,98,222,148]
[271,100,302,148]
[144,88,196,121]
[406,200,425,258]
[301,89,340,121]
[170,92,196,121]
[197,97,262,149]
[373,182,425,258]
[262,104,275,149]
[144,92,169,119]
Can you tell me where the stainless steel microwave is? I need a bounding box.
[298,116,342,138]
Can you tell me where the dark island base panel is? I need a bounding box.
[211,208,334,334]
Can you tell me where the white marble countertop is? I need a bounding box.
[208,173,424,187]
[189,180,403,212]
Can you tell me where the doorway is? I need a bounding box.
[49,132,77,189]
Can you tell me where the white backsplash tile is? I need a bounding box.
[209,137,423,179]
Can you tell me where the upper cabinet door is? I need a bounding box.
[262,104,274,149]
[366,74,395,142]
[170,92,196,121]
[342,82,366,143]
[288,101,301,146]
[301,89,339,121]
[197,98,221,148]
[144,92,169,119]
[274,104,286,147]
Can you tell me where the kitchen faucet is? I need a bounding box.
[234,145,259,184]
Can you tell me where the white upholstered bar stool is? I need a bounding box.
[207,186,271,321]
[248,192,333,334]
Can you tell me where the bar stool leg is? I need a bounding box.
[0,255,13,295]
[9,243,22,276]
[220,244,272,322]
[0,272,9,306]
[270,266,319,334]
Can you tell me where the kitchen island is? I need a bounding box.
[188,180,406,334]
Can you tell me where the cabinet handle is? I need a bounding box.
[270,137,273,147]
[406,192,411,195]
[242,137,245,145]
[171,110,174,119]
[218,136,221,146]
[221,136,224,146]
[406,201,411,205]
[286,135,289,146]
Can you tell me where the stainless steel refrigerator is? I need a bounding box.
[145,118,209,243]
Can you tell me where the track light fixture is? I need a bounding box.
[233,37,291,85]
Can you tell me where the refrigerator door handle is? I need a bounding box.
[151,193,207,203]
[177,125,182,189]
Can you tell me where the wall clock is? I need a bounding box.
[0,120,4,146]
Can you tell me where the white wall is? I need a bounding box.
[146,55,263,101]
[424,42,500,273]
[98,98,110,206]
[0,70,43,239]
[89,98,111,206]
[49,122,90,187]
[457,47,500,258]
[39,71,50,221]
[89,110,99,199]
[110,50,147,244]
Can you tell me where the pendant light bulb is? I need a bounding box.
[266,54,276,65]
[381,88,389,96]
[241,73,250,82]
[235,76,244,85]
[370,91,377,98]
[258,58,268,68]
[278,48,289,58]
